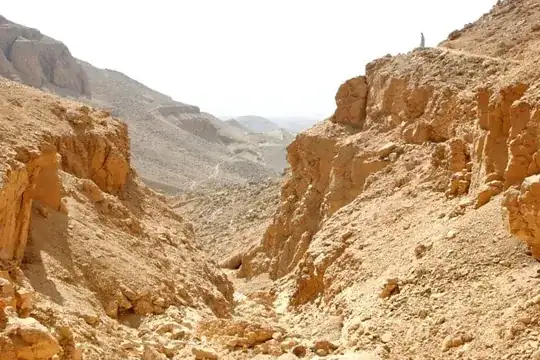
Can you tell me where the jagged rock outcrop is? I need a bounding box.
[0,268,62,359]
[2,306,62,360]
[9,1,540,358]
[240,46,530,280]
[0,78,235,359]
[331,76,368,128]
[230,3,540,357]
[240,123,398,280]
[0,102,129,261]
[503,174,540,257]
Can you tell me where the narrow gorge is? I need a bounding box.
[3,1,540,359]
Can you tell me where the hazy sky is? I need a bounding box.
[3,0,497,117]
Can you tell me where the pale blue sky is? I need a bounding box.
[3,0,497,117]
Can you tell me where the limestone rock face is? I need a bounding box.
[240,47,520,281]
[0,271,61,360]
[5,313,61,360]
[0,18,88,95]
[157,104,200,116]
[234,2,540,357]
[0,51,20,82]
[331,76,368,128]
[0,102,129,261]
[241,41,540,310]
[503,175,540,257]
[7,1,540,359]
[240,123,395,280]
[0,78,235,359]
[157,109,222,144]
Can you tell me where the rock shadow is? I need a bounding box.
[21,200,75,306]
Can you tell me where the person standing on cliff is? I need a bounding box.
[420,32,425,48]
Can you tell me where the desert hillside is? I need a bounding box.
[440,0,540,60]
[225,116,320,134]
[5,0,540,360]
[0,15,292,193]
[0,79,234,359]
[231,0,540,357]
[233,116,282,134]
[267,116,321,134]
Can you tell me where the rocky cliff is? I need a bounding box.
[240,45,523,279]
[0,15,88,96]
[231,1,540,358]
[0,78,237,359]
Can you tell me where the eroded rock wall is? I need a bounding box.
[0,78,235,359]
[0,149,60,261]
[241,47,540,296]
[0,103,129,262]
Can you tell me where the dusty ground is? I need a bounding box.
[173,179,283,266]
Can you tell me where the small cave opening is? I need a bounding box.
[221,253,243,270]
[231,259,242,270]
[117,307,143,329]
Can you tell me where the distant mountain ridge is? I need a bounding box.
[267,116,322,133]
[0,14,293,192]
[234,115,281,133]
[224,118,251,133]
[221,114,321,134]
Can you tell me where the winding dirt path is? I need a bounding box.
[189,153,242,191]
